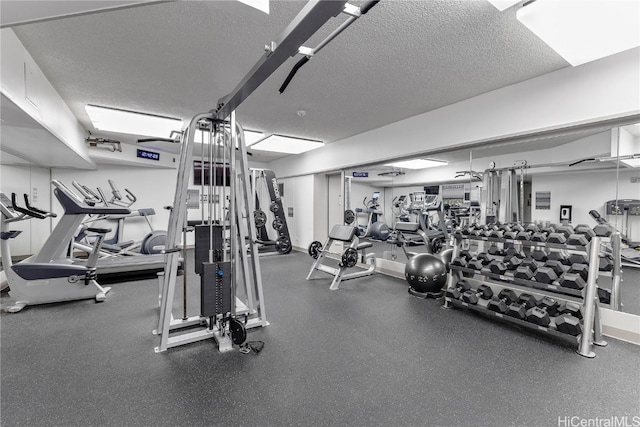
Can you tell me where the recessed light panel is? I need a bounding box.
[85,105,183,138]
[385,159,448,169]
[516,0,640,66]
[250,135,324,154]
[487,0,520,12]
[194,129,264,145]
[620,158,640,168]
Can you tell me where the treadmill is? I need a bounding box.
[35,181,170,282]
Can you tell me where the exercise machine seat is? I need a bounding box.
[424,229,445,239]
[12,263,92,280]
[395,222,420,232]
[328,225,357,242]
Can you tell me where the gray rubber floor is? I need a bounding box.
[1,250,639,427]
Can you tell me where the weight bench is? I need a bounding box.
[306,224,376,290]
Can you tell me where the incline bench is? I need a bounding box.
[306,224,376,290]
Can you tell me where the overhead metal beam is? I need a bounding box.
[213,0,348,120]
[0,1,169,29]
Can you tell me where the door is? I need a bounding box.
[327,173,343,252]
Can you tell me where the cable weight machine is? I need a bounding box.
[153,0,381,353]
[154,112,266,353]
[480,161,527,225]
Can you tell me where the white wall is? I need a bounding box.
[1,29,94,168]
[531,168,640,241]
[279,174,315,249]
[51,165,177,244]
[313,174,328,244]
[327,173,342,236]
[2,157,286,255]
[612,126,640,159]
[0,164,52,257]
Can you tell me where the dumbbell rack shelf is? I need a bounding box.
[450,265,583,299]
[445,232,608,358]
[446,299,583,341]
[455,233,588,251]
[593,233,623,310]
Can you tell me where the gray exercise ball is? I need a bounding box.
[439,248,454,271]
[404,253,448,294]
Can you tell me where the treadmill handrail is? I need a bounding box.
[52,180,131,215]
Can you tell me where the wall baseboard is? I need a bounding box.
[294,246,640,346]
[600,308,640,345]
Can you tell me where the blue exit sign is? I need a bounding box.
[137,149,160,161]
[353,172,368,178]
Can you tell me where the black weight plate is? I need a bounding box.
[430,238,444,254]
[275,236,292,254]
[229,317,247,345]
[254,210,267,228]
[344,209,355,225]
[341,247,358,268]
[272,217,284,231]
[308,241,323,259]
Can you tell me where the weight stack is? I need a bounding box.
[201,261,231,318]
[194,224,224,275]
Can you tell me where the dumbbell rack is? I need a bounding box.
[444,232,607,358]
[597,232,623,311]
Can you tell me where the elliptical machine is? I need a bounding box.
[356,192,390,241]
[1,192,113,312]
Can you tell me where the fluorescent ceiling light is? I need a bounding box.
[516,0,640,66]
[243,130,265,146]
[250,134,324,154]
[385,159,448,169]
[620,159,640,168]
[85,105,183,138]
[238,0,269,14]
[487,0,520,12]
[194,129,264,145]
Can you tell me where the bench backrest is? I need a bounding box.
[328,225,357,242]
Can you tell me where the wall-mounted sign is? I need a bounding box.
[536,191,551,210]
[352,172,368,178]
[560,205,572,222]
[137,149,160,161]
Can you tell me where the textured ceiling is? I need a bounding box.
[8,0,570,164]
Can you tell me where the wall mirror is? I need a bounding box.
[326,123,639,316]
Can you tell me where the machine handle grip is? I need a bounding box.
[11,193,46,219]
[82,185,101,202]
[162,247,182,254]
[125,189,137,204]
[23,194,57,218]
[360,0,380,14]
[108,179,122,200]
[137,137,176,143]
[278,56,310,94]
